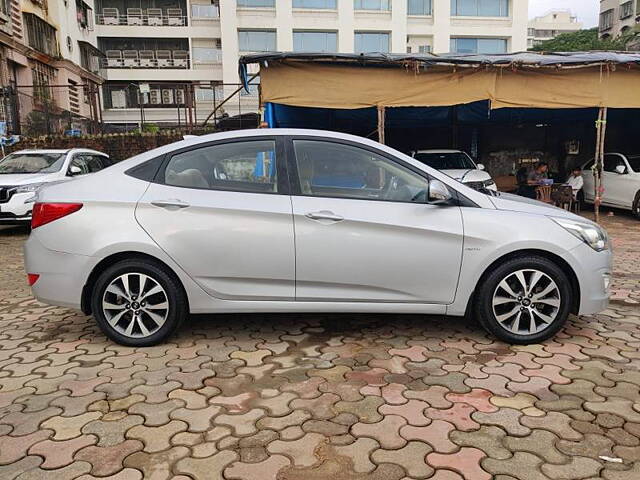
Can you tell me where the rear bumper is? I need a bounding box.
[24,233,94,310]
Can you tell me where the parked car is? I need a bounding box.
[0,149,112,224]
[581,153,640,218]
[412,149,497,192]
[25,130,611,347]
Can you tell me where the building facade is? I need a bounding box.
[95,0,528,128]
[599,0,639,39]
[527,9,582,50]
[0,0,105,135]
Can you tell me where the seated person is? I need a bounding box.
[518,162,549,199]
[566,166,584,200]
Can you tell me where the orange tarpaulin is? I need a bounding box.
[259,61,640,110]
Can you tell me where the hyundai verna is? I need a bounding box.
[24,130,611,346]
[0,149,111,224]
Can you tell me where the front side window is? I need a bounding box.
[450,37,507,54]
[451,0,508,17]
[238,30,277,52]
[293,140,429,203]
[603,154,625,173]
[414,152,476,170]
[293,31,337,52]
[0,153,66,174]
[627,155,640,173]
[293,0,337,8]
[408,0,431,15]
[164,140,278,194]
[355,32,390,53]
[70,155,91,175]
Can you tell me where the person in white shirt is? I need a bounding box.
[566,167,584,199]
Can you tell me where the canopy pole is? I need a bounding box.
[377,105,386,145]
[593,107,608,224]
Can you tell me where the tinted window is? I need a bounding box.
[293,140,429,203]
[164,140,278,193]
[85,155,109,173]
[70,155,91,175]
[603,154,625,173]
[627,155,640,173]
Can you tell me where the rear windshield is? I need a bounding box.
[414,152,476,170]
[0,153,66,174]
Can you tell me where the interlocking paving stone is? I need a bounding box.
[1,214,640,479]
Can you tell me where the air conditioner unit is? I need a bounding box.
[149,90,161,104]
[162,89,174,104]
[175,89,185,104]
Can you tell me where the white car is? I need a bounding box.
[0,149,111,224]
[412,149,497,192]
[25,129,611,347]
[581,153,640,218]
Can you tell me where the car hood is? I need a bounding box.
[0,173,57,186]
[489,192,588,222]
[443,169,492,183]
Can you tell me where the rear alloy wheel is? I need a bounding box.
[475,256,572,344]
[92,260,186,346]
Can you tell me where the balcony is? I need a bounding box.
[96,7,187,26]
[103,50,191,69]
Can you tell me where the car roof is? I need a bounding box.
[8,148,108,156]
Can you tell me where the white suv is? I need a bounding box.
[582,153,640,218]
[412,149,497,192]
[0,149,111,224]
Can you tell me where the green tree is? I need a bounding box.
[530,28,632,52]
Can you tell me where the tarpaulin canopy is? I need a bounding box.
[239,51,640,110]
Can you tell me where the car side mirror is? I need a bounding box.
[477,163,486,171]
[615,165,627,175]
[68,165,82,176]
[428,179,453,205]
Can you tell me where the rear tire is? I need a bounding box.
[91,259,187,346]
[475,255,572,344]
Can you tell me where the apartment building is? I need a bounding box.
[96,0,528,128]
[527,9,582,50]
[599,0,639,39]
[0,0,105,135]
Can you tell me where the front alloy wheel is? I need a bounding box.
[475,255,572,344]
[92,259,187,346]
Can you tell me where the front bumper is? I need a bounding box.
[0,192,34,223]
[569,242,613,316]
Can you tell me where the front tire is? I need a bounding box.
[91,259,187,346]
[475,255,572,344]
[632,191,640,219]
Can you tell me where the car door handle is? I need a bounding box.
[305,211,344,222]
[151,199,190,209]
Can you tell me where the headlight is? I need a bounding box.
[14,183,44,194]
[483,179,496,187]
[552,217,609,252]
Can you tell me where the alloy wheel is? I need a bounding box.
[491,269,561,335]
[102,272,169,338]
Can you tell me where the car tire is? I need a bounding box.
[474,255,572,345]
[632,191,640,219]
[91,259,187,346]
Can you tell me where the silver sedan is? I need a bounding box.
[25,129,612,346]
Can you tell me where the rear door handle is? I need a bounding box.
[151,199,190,209]
[305,211,344,222]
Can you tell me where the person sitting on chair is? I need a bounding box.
[566,166,584,200]
[518,162,548,199]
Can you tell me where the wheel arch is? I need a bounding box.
[81,251,189,315]
[465,248,581,318]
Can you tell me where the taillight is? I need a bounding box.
[27,274,40,286]
[31,203,83,229]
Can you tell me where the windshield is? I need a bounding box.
[628,155,640,173]
[0,153,66,174]
[413,152,476,170]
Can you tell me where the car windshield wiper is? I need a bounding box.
[459,169,474,183]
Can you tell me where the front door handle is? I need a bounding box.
[305,211,344,222]
[151,199,190,209]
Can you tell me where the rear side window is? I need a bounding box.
[162,140,278,193]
